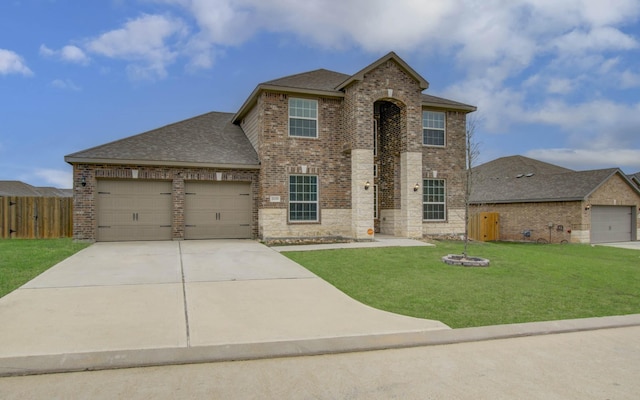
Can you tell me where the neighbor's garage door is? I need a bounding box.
[97,180,172,242]
[591,205,633,243]
[184,181,252,239]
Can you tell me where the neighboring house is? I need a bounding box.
[65,52,476,242]
[630,172,640,189]
[470,156,640,244]
[0,181,72,197]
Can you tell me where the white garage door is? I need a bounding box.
[591,206,633,243]
[184,181,252,239]
[97,180,172,242]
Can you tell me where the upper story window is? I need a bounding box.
[423,111,445,147]
[289,98,318,138]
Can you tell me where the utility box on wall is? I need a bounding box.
[469,212,500,242]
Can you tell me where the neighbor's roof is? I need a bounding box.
[0,181,72,197]
[234,52,476,122]
[65,112,259,169]
[629,172,640,187]
[470,155,640,203]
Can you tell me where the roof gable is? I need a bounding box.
[65,112,259,169]
[336,51,429,91]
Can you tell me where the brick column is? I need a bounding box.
[172,176,185,240]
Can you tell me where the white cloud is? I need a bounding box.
[33,169,73,189]
[85,13,188,80]
[40,44,90,65]
[619,69,640,89]
[0,48,33,76]
[546,78,577,95]
[551,27,638,55]
[50,79,82,91]
[526,148,640,173]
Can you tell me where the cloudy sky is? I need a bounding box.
[1,0,639,188]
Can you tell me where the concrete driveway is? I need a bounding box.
[0,239,449,376]
[596,241,640,250]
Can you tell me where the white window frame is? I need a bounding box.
[289,98,318,138]
[423,179,446,221]
[422,111,446,147]
[288,174,319,222]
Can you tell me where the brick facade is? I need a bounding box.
[248,57,470,241]
[69,53,475,242]
[471,173,640,243]
[72,164,259,241]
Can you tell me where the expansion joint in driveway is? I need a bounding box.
[178,241,191,347]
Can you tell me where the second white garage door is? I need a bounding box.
[184,181,252,239]
[591,205,633,243]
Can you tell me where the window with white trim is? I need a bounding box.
[423,179,446,221]
[289,98,318,138]
[423,111,445,146]
[289,175,318,221]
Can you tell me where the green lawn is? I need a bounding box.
[0,239,90,298]
[283,241,640,328]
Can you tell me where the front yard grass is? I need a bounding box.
[0,239,90,298]
[283,241,640,328]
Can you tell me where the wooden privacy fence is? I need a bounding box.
[468,212,500,242]
[0,196,73,239]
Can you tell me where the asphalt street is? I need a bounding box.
[1,325,638,399]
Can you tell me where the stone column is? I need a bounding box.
[351,149,375,241]
[400,151,423,238]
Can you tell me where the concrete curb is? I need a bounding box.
[2,314,638,377]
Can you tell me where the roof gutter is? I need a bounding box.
[64,157,261,170]
[469,197,586,204]
[422,100,477,113]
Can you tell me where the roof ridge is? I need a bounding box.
[264,68,349,85]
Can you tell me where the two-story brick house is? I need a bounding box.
[65,52,476,242]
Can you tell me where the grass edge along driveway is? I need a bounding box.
[0,239,90,298]
[283,241,640,328]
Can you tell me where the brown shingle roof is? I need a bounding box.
[470,155,638,203]
[234,52,476,122]
[263,69,350,92]
[421,94,476,111]
[65,112,259,168]
[629,172,640,188]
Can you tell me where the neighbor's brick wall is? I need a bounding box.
[472,202,581,243]
[587,173,640,207]
[585,172,640,241]
[72,163,259,241]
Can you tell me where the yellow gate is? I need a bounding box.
[469,212,499,242]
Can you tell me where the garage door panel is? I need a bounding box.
[184,181,252,240]
[591,206,632,243]
[97,180,172,242]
